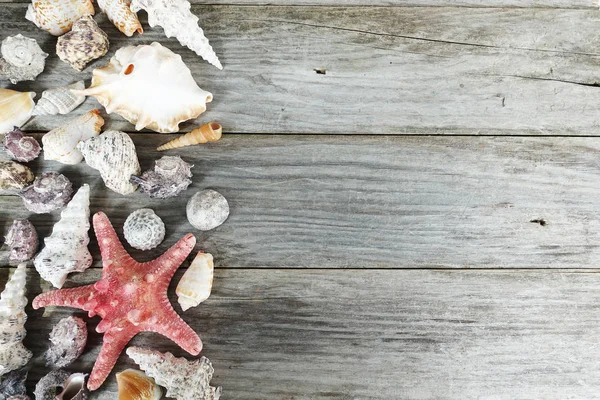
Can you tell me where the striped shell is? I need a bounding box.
[97,0,142,36]
[176,252,214,311]
[33,81,85,116]
[26,0,95,36]
[116,369,162,400]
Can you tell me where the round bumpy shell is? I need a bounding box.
[3,128,41,162]
[19,171,73,214]
[186,189,229,231]
[5,219,38,263]
[45,316,88,368]
[123,209,166,250]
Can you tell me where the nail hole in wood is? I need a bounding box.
[314,68,326,75]
[530,219,546,226]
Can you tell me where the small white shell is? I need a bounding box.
[176,252,214,311]
[123,209,165,251]
[33,81,85,116]
[0,34,48,84]
[0,89,35,133]
[186,189,229,231]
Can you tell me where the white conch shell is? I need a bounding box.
[26,0,95,36]
[57,15,110,72]
[130,0,221,70]
[77,130,141,195]
[73,42,213,133]
[123,208,165,251]
[98,0,142,36]
[33,184,92,288]
[0,34,48,84]
[0,263,32,376]
[176,252,213,311]
[42,110,104,165]
[0,89,35,134]
[33,81,85,116]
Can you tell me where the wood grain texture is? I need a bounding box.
[2,6,600,134]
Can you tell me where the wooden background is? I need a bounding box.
[1,0,600,399]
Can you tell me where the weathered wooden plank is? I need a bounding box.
[2,134,600,269]
[2,6,600,134]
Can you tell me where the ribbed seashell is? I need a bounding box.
[0,369,27,399]
[26,0,95,36]
[19,172,73,214]
[0,264,32,377]
[176,252,213,311]
[72,42,213,133]
[130,0,221,70]
[0,89,35,134]
[77,130,141,195]
[33,184,92,288]
[6,396,30,400]
[2,128,41,162]
[0,161,34,195]
[0,35,48,84]
[56,373,88,400]
[33,369,71,400]
[127,347,222,400]
[131,156,192,199]
[4,220,38,264]
[186,189,229,231]
[98,0,142,36]
[57,15,110,71]
[157,122,222,151]
[42,109,104,165]
[33,81,85,116]
[123,209,165,251]
[116,369,162,400]
[45,316,87,368]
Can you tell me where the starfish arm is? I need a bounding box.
[150,233,196,279]
[93,212,133,268]
[32,285,95,310]
[148,307,203,355]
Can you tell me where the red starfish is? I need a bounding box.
[33,212,202,391]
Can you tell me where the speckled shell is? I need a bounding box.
[157,122,222,151]
[123,209,165,251]
[45,316,87,368]
[127,347,221,400]
[19,171,73,214]
[0,161,34,195]
[4,219,38,264]
[34,370,71,400]
[116,369,162,400]
[57,15,109,71]
[0,89,35,134]
[33,81,85,116]
[0,264,32,377]
[0,370,28,399]
[130,0,221,69]
[2,128,41,162]
[33,184,92,288]
[72,42,213,133]
[42,109,104,165]
[133,156,192,199]
[176,252,213,311]
[98,0,142,36]
[0,34,48,84]
[26,0,95,36]
[186,189,229,231]
[6,396,30,400]
[56,373,88,400]
[77,130,141,195]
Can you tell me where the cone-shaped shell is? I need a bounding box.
[176,252,213,311]
[73,42,213,133]
[0,34,48,84]
[33,81,85,116]
[98,0,142,37]
[116,369,162,400]
[26,0,95,36]
[0,161,34,195]
[0,89,35,134]
[5,219,38,264]
[157,122,222,151]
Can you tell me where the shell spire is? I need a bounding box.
[98,0,143,36]
[33,81,86,116]
[0,34,48,84]
[157,122,222,151]
[0,263,32,376]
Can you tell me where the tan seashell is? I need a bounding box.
[0,161,34,195]
[57,15,110,71]
[176,252,214,311]
[116,369,162,400]
[73,42,213,133]
[0,89,35,134]
[33,81,86,116]
[0,34,48,84]
[42,109,104,165]
[98,0,142,37]
[26,0,95,36]
[157,122,222,151]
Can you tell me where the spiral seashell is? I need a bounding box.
[186,189,229,231]
[33,81,85,116]
[0,369,28,399]
[157,122,222,151]
[26,0,95,36]
[98,0,142,36]
[19,172,73,214]
[116,369,162,400]
[45,316,88,368]
[34,369,71,400]
[176,252,213,311]
[132,156,193,199]
[0,90,35,134]
[56,373,88,400]
[0,34,48,84]
[123,209,165,251]
[4,219,38,264]
[0,161,34,195]
[57,15,110,71]
[2,128,41,162]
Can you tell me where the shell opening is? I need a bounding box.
[124,64,135,75]
[210,122,221,131]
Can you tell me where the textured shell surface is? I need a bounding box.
[0,34,48,84]
[130,0,221,69]
[57,15,109,71]
[123,209,165,251]
[134,155,192,199]
[0,264,32,377]
[42,109,104,165]
[45,316,87,368]
[186,189,229,231]
[33,184,92,288]
[0,161,34,195]
[26,0,95,36]
[126,347,221,400]
[0,89,35,134]
[0,369,27,400]
[77,130,141,195]
[72,42,213,133]
[33,369,71,400]
[2,128,41,162]
[19,171,73,214]
[6,396,30,400]
[176,252,213,311]
[98,0,142,37]
[157,122,222,151]
[56,372,88,400]
[33,81,85,116]
[4,219,38,264]
[116,369,162,400]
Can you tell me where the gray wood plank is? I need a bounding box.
[2,134,600,269]
[2,6,600,135]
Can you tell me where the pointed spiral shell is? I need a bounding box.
[0,34,48,84]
